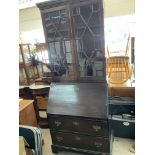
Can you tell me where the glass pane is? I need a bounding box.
[48,40,72,77]
[44,9,69,42]
[44,8,74,78]
[72,3,104,77]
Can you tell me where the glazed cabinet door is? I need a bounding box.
[71,0,106,82]
[41,6,76,81]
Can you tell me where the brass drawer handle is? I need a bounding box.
[56,136,63,142]
[94,142,103,147]
[92,125,101,132]
[123,122,130,126]
[73,121,79,126]
[54,121,62,127]
[75,136,81,141]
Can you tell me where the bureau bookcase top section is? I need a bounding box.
[37,0,106,82]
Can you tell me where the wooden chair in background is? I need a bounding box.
[107,56,132,84]
[106,34,132,85]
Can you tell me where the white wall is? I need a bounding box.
[104,0,135,17]
[19,6,45,43]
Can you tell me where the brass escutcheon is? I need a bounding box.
[54,121,62,126]
[75,136,81,141]
[73,121,79,126]
[92,125,101,132]
[94,142,102,147]
[56,136,63,142]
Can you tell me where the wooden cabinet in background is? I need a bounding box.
[109,87,135,98]
[19,100,37,127]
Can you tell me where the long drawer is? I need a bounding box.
[48,115,108,136]
[51,131,110,153]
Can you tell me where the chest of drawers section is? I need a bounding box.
[48,114,112,155]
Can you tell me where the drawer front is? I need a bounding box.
[36,96,48,109]
[51,131,110,153]
[48,116,108,136]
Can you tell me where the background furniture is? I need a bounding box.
[19,44,39,85]
[30,86,50,128]
[109,87,135,97]
[19,125,43,155]
[106,34,133,86]
[33,48,53,84]
[19,99,37,127]
[108,87,135,139]
[19,86,32,99]
[107,56,132,84]
[130,37,135,85]
[19,136,33,155]
[35,43,52,82]
[19,136,26,155]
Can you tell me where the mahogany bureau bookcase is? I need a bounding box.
[37,0,112,154]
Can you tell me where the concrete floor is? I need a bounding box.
[41,129,135,155]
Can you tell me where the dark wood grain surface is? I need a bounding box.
[47,82,108,118]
